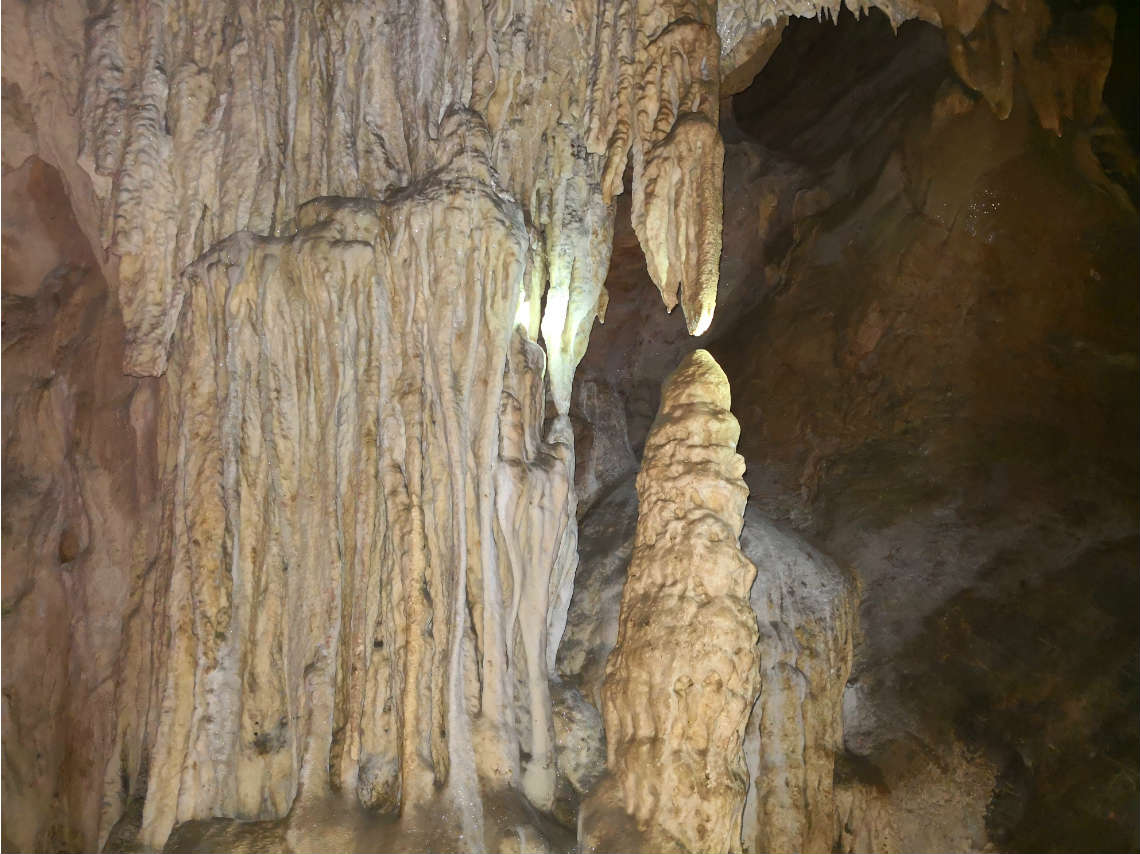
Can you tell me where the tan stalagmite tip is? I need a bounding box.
[659,349,732,412]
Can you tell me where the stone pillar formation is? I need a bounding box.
[582,350,761,853]
[141,112,580,849]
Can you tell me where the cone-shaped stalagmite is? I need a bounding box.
[582,350,760,853]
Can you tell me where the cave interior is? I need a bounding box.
[1,0,1138,852]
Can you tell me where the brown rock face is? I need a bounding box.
[567,7,1136,851]
[2,158,161,853]
[718,22,1139,853]
[582,351,760,854]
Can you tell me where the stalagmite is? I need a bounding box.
[740,511,856,854]
[581,350,760,853]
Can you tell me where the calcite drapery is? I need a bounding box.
[2,0,738,847]
[942,0,1115,134]
[131,112,577,848]
[583,350,760,853]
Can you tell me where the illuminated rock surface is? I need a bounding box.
[580,350,759,854]
[1,0,1136,852]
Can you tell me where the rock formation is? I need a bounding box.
[581,350,760,853]
[4,0,735,846]
[740,511,855,854]
[560,489,858,854]
[1,159,162,854]
[1,0,1134,851]
[569,5,1137,850]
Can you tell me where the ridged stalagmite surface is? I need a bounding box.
[740,512,856,854]
[559,486,860,854]
[583,350,760,853]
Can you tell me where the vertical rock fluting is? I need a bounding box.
[2,1,744,848]
[4,0,1120,850]
[128,112,582,849]
[583,350,760,853]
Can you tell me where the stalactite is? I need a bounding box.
[588,0,725,336]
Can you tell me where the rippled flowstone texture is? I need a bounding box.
[134,116,586,851]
